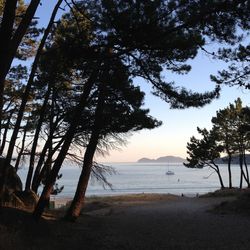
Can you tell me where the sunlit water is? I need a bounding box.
[18,163,245,198]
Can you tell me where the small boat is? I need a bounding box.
[166,170,175,175]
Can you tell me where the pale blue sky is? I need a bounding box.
[36,1,250,163]
[98,53,249,162]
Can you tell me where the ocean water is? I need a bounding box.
[18,163,246,198]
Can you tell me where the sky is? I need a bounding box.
[97,54,250,163]
[36,1,250,163]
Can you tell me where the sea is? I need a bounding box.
[18,163,244,198]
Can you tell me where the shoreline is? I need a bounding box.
[49,188,245,209]
[20,164,245,201]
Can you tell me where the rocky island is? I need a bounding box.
[137,156,185,163]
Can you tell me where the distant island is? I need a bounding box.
[137,156,185,163]
[137,154,250,164]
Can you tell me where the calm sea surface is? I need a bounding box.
[18,163,245,198]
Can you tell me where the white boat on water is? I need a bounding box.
[166,170,175,175]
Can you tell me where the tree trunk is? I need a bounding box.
[0,0,18,135]
[0,0,63,201]
[31,138,50,193]
[4,0,63,173]
[47,87,55,183]
[211,162,225,189]
[227,152,232,188]
[25,85,51,191]
[239,153,244,189]
[31,112,64,192]
[65,84,105,221]
[64,155,93,221]
[0,0,40,138]
[240,171,243,189]
[0,108,15,155]
[243,150,250,187]
[239,152,249,187]
[32,135,64,193]
[217,172,225,189]
[33,72,97,219]
[14,121,29,171]
[215,167,225,189]
[33,91,55,192]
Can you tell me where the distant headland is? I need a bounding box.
[137,156,185,163]
[137,154,250,164]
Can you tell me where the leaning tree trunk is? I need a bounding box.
[33,72,97,219]
[4,0,63,175]
[65,147,96,221]
[32,93,55,192]
[31,138,50,193]
[239,153,244,189]
[210,161,225,189]
[239,151,249,188]
[14,120,29,171]
[0,0,63,202]
[216,169,225,189]
[31,113,64,192]
[212,163,225,189]
[0,0,19,136]
[0,108,15,155]
[243,150,250,187]
[239,172,243,189]
[25,84,51,191]
[0,0,40,141]
[65,84,105,221]
[46,87,56,182]
[227,151,232,188]
[32,135,64,193]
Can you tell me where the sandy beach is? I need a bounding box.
[0,193,250,250]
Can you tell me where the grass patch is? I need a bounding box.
[200,188,247,198]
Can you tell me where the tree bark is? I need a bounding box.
[213,163,225,189]
[227,151,232,188]
[65,84,105,221]
[0,0,62,201]
[0,108,15,155]
[216,169,225,189]
[25,85,51,191]
[243,150,250,187]
[4,0,63,171]
[0,0,40,138]
[239,170,243,189]
[0,0,63,201]
[32,89,56,192]
[32,135,64,193]
[210,162,225,189]
[0,0,18,136]
[33,72,97,219]
[239,153,244,189]
[31,112,64,192]
[31,141,50,193]
[240,151,249,187]
[14,120,29,171]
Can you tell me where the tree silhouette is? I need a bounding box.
[33,0,250,218]
[186,98,250,189]
[185,127,225,189]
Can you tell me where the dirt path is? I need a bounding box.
[80,197,250,250]
[1,196,250,250]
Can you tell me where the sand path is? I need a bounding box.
[80,197,250,250]
[1,196,250,250]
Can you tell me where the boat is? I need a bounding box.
[166,170,175,175]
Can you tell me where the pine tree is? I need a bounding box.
[185,127,225,189]
[33,0,250,218]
